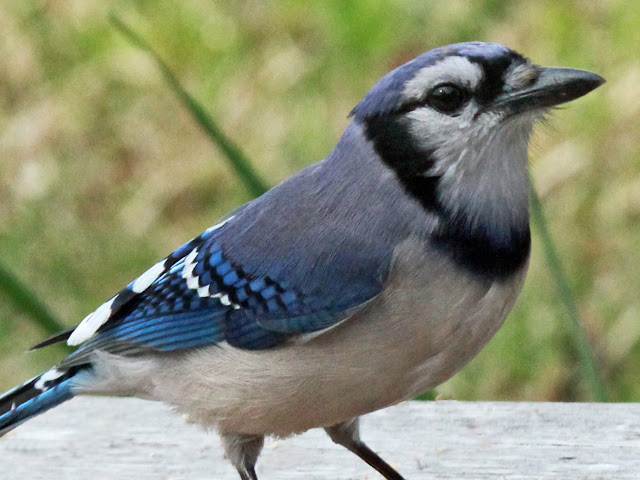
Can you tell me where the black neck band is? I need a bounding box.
[362,117,530,279]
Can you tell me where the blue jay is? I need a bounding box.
[0,42,603,479]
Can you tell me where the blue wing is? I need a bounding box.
[50,141,409,365]
[59,219,384,366]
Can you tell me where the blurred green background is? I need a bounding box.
[1,1,639,402]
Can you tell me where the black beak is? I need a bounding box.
[494,67,605,113]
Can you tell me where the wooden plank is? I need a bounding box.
[1,398,638,479]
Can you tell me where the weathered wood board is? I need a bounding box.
[1,398,638,479]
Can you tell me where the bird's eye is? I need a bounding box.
[426,84,468,114]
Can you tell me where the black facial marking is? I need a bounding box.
[362,115,530,279]
[363,116,440,212]
[469,51,526,105]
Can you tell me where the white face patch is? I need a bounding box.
[402,56,483,104]
[397,55,538,246]
[398,56,490,162]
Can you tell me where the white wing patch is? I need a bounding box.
[131,260,166,293]
[182,248,200,290]
[34,368,66,391]
[205,217,233,234]
[66,216,236,347]
[181,247,241,309]
[68,297,116,346]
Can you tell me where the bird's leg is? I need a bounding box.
[221,433,264,480]
[238,465,257,480]
[325,417,406,480]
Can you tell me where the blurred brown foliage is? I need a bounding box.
[1,1,638,401]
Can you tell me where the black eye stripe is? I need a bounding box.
[468,52,527,104]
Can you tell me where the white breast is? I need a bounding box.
[82,237,527,437]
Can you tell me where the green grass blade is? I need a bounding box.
[0,262,66,335]
[530,187,607,402]
[110,15,269,198]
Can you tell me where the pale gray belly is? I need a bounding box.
[86,237,528,437]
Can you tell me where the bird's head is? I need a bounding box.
[350,42,604,267]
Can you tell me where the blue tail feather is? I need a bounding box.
[0,368,79,437]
